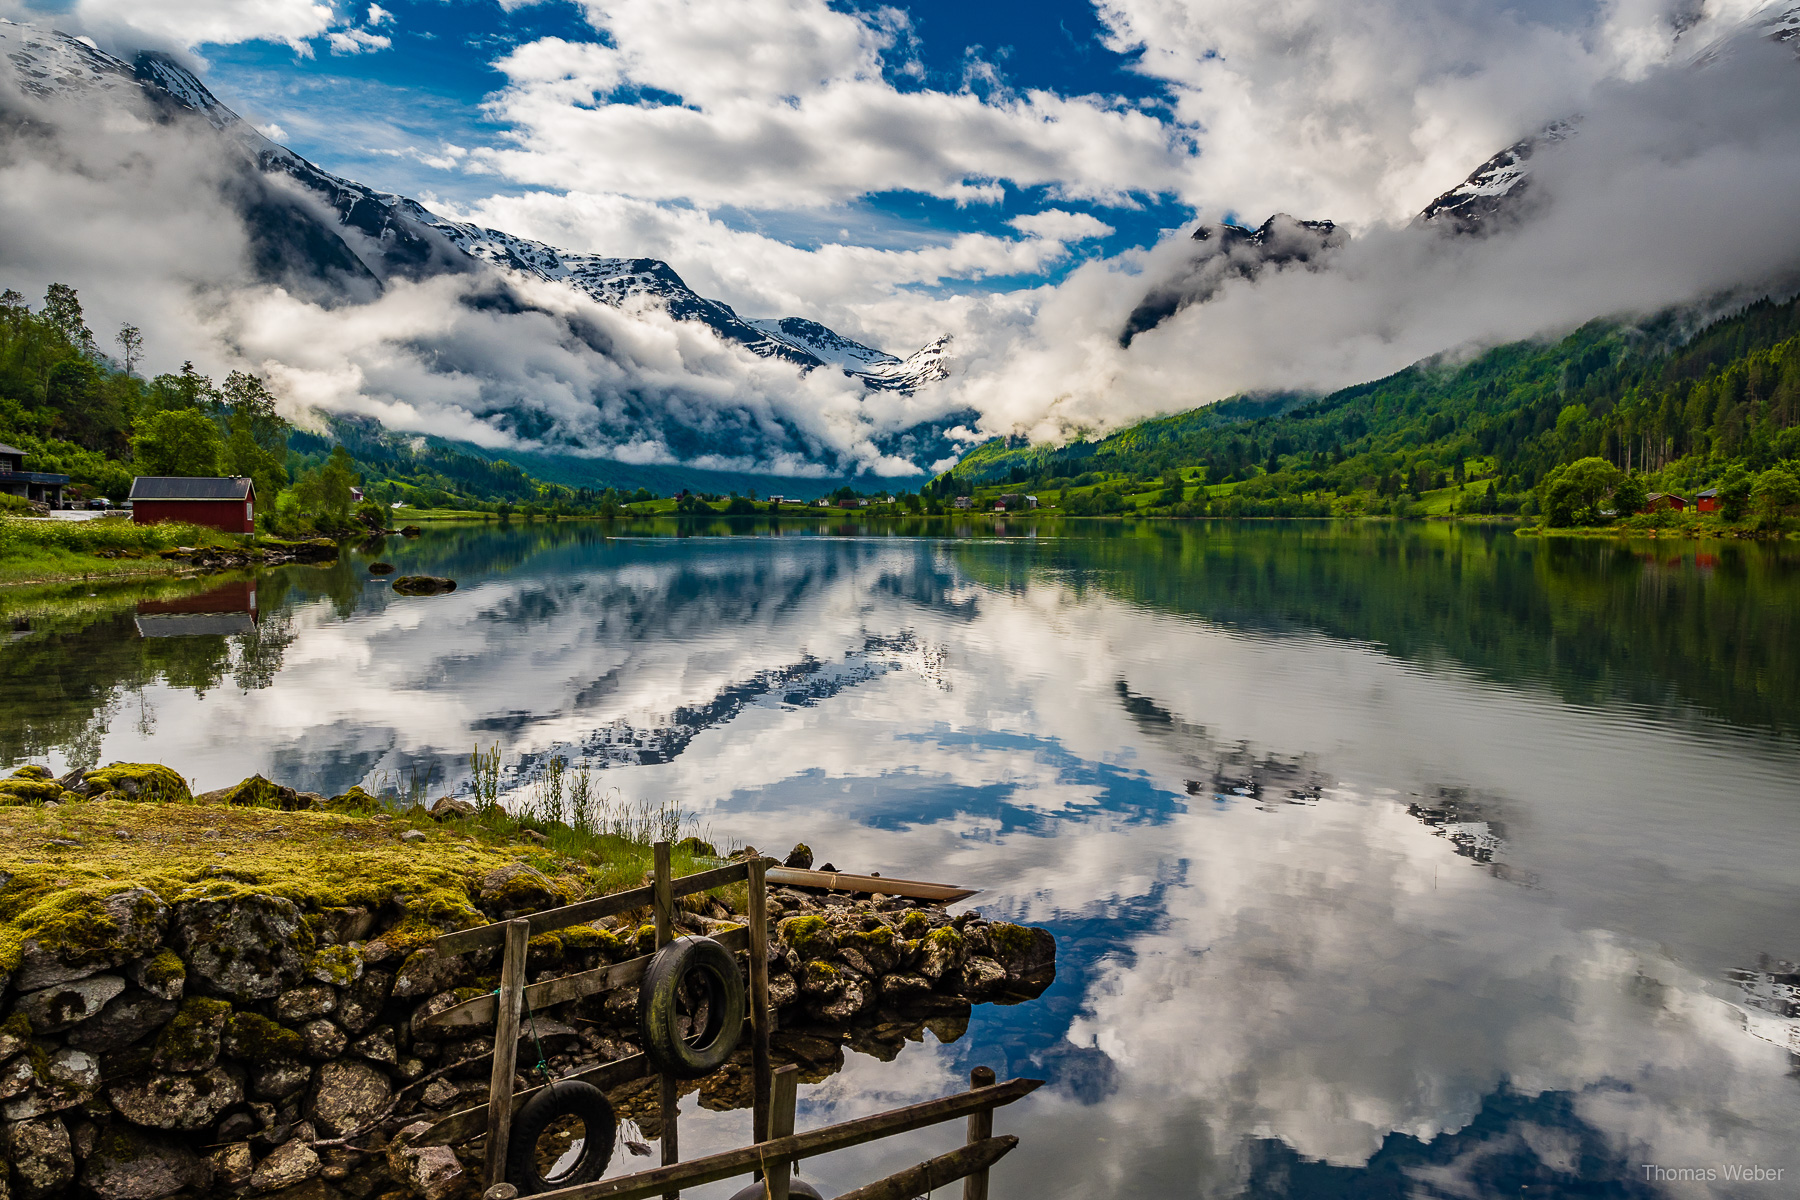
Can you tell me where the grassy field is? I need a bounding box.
[0,767,730,975]
[0,516,246,585]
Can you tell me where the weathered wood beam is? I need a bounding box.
[764,867,977,904]
[531,1078,1043,1200]
[419,926,749,1034]
[436,860,759,956]
[829,1136,1018,1200]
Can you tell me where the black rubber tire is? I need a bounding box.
[726,1180,825,1200]
[504,1080,617,1195]
[637,934,747,1079]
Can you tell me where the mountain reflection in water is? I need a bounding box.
[1,520,1796,1197]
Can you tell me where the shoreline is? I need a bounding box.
[0,762,1056,1200]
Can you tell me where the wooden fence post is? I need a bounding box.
[961,1066,996,1200]
[652,841,679,1200]
[766,1064,799,1200]
[747,856,773,1145]
[483,919,532,1190]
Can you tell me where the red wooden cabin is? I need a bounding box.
[1642,492,1688,513]
[129,477,256,533]
[1696,488,1719,513]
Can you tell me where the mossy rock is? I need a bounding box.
[558,926,623,957]
[153,996,232,1072]
[305,945,364,986]
[673,835,716,858]
[81,763,191,805]
[526,933,565,971]
[897,910,933,940]
[0,777,69,805]
[324,785,382,814]
[778,914,836,960]
[391,575,456,596]
[135,948,187,998]
[9,886,169,990]
[204,775,305,810]
[223,1011,305,1061]
[9,765,53,781]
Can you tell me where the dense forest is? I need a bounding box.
[939,292,1800,527]
[0,284,639,532]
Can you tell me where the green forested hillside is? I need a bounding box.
[937,294,1800,527]
[0,284,641,531]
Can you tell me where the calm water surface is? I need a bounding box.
[5,519,1798,1198]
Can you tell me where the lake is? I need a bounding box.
[5,518,1798,1197]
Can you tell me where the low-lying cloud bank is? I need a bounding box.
[2,3,1800,475]
[949,16,1800,444]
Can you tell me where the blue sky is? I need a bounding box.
[198,0,1198,296]
[13,0,1784,479]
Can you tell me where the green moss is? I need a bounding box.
[0,883,164,976]
[82,764,191,805]
[673,836,716,857]
[142,947,186,991]
[154,997,231,1067]
[305,945,360,986]
[840,925,893,952]
[925,926,965,955]
[324,785,382,814]
[985,922,1037,960]
[223,1011,304,1061]
[1,1012,32,1040]
[214,775,288,808]
[635,923,657,956]
[0,777,68,805]
[778,914,836,959]
[898,911,932,940]
[527,933,565,970]
[9,765,53,782]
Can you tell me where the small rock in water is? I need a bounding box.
[368,562,396,575]
[391,575,456,596]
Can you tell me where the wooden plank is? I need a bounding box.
[533,1078,1043,1200]
[764,867,978,904]
[831,1136,1018,1200]
[747,857,773,1145]
[652,841,678,1200]
[436,861,754,956]
[961,1066,996,1200]
[420,926,749,1033]
[414,1020,752,1148]
[765,1065,798,1200]
[483,919,530,1189]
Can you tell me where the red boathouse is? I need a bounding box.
[129,476,256,533]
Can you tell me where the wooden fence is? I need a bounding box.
[421,842,1033,1199]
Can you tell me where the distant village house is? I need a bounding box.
[1642,493,1688,513]
[0,443,68,507]
[1696,488,1719,513]
[129,476,256,533]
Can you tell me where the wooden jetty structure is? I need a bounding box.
[415,843,1036,1199]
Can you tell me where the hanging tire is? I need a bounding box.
[504,1080,617,1195]
[726,1180,824,1200]
[637,935,746,1078]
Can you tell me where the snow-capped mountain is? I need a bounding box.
[1416,121,1576,236]
[1121,215,1342,345]
[0,19,946,395]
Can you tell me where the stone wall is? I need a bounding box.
[0,855,1055,1200]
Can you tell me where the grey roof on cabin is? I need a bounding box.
[0,444,25,458]
[128,476,253,501]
